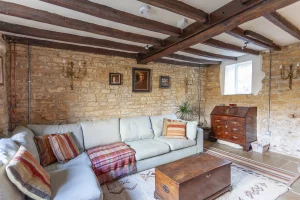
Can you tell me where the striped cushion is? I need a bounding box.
[165,121,187,139]
[34,134,57,167]
[49,132,80,163]
[6,145,51,200]
[162,118,182,136]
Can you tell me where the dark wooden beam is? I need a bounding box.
[0,21,147,53]
[2,35,138,58]
[138,0,208,22]
[154,58,208,68]
[137,0,297,63]
[264,11,300,40]
[227,27,281,51]
[40,0,181,36]
[167,54,221,65]
[244,30,273,45]
[183,48,237,61]
[203,39,260,55]
[0,1,161,46]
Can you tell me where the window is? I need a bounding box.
[224,61,252,95]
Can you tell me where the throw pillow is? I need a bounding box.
[34,134,57,167]
[49,132,80,163]
[6,145,51,200]
[162,118,182,136]
[165,121,187,139]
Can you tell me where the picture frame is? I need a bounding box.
[109,73,122,85]
[159,76,170,88]
[0,56,3,86]
[132,67,151,92]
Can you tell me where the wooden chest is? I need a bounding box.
[211,106,257,151]
[154,153,232,200]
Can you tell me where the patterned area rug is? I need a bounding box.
[101,165,289,200]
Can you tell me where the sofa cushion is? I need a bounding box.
[150,114,177,137]
[49,166,102,200]
[120,116,154,142]
[155,136,196,151]
[81,118,121,150]
[0,138,24,200]
[11,126,40,163]
[45,152,92,172]
[27,124,84,151]
[126,139,170,161]
[186,121,198,140]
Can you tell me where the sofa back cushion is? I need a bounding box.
[150,114,177,137]
[120,116,154,142]
[27,124,84,151]
[81,118,121,150]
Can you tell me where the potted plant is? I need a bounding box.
[176,102,193,120]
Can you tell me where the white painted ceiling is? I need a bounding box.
[1,0,300,63]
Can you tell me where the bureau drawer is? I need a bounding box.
[211,116,227,125]
[228,126,244,135]
[227,117,244,126]
[212,130,229,140]
[228,133,245,144]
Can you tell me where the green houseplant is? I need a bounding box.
[176,102,193,120]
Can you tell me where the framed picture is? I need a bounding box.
[0,56,3,86]
[109,73,122,85]
[160,76,170,88]
[132,68,151,92]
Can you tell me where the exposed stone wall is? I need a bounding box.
[7,44,205,128]
[0,34,9,138]
[204,43,300,158]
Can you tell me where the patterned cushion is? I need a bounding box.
[6,145,51,200]
[34,134,57,167]
[49,132,80,163]
[165,121,187,139]
[162,118,182,136]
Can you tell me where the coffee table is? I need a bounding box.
[154,153,232,200]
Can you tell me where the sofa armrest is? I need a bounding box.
[196,127,204,153]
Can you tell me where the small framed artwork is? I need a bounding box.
[0,56,3,86]
[109,73,122,85]
[160,76,170,88]
[132,67,151,92]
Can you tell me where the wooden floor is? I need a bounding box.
[204,141,300,200]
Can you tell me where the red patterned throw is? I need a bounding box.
[87,142,136,185]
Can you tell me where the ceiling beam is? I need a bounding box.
[244,30,273,45]
[182,48,237,61]
[203,39,260,55]
[0,1,161,46]
[0,21,147,53]
[154,59,208,68]
[40,0,181,36]
[137,0,298,64]
[264,11,300,40]
[227,27,281,51]
[137,0,208,23]
[2,35,138,58]
[166,54,221,65]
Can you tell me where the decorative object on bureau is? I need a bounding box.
[159,76,170,88]
[132,67,151,92]
[280,63,299,90]
[109,73,122,85]
[61,59,87,90]
[176,101,193,120]
[0,56,3,85]
[154,153,232,200]
[211,106,257,151]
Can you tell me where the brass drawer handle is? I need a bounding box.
[217,133,221,135]
[217,126,221,128]
[232,136,238,139]
[225,125,228,129]
[233,128,238,131]
[206,174,211,178]
[225,132,228,135]
[162,184,169,193]
[216,120,220,122]
[232,122,238,125]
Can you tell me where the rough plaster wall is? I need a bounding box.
[204,43,300,158]
[6,44,204,128]
[0,34,9,138]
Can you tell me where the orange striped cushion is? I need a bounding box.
[165,121,187,139]
[162,118,182,136]
[34,134,57,167]
[49,132,80,163]
[6,145,51,200]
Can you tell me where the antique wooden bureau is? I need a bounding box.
[210,106,257,151]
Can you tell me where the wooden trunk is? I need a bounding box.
[210,106,257,151]
[154,153,232,200]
